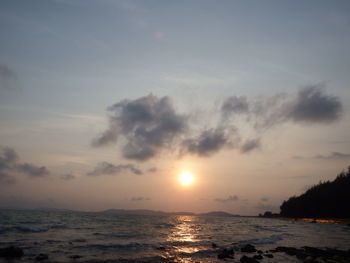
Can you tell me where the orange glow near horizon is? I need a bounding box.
[179,172,194,186]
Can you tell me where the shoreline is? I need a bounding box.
[271,217,350,226]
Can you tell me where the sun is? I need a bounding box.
[179,172,194,186]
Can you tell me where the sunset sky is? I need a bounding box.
[1,0,350,215]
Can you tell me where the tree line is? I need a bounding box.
[280,166,350,218]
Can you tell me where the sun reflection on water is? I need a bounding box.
[166,216,202,254]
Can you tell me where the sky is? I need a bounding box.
[0,0,350,215]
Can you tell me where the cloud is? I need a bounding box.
[221,96,249,118]
[60,173,76,180]
[223,85,342,129]
[92,95,187,161]
[183,128,232,157]
[0,147,19,184]
[0,64,17,90]
[93,85,342,161]
[214,195,239,203]
[240,138,260,153]
[0,172,16,184]
[314,152,350,160]
[130,196,151,201]
[16,163,49,177]
[147,167,157,173]
[87,162,143,176]
[287,85,343,123]
[0,146,50,183]
[260,197,269,202]
[256,203,278,212]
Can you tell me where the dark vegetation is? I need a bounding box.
[280,166,350,218]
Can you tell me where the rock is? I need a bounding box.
[240,255,259,263]
[253,254,263,260]
[275,246,298,256]
[296,251,308,260]
[69,255,83,259]
[314,257,326,263]
[302,246,328,258]
[35,254,49,261]
[241,244,257,253]
[303,256,315,263]
[218,248,234,259]
[257,250,263,254]
[211,243,218,249]
[264,254,274,258]
[156,246,166,250]
[0,246,24,258]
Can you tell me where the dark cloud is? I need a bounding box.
[288,85,343,123]
[0,147,19,170]
[214,195,239,203]
[93,95,187,161]
[0,64,17,90]
[0,146,50,183]
[223,85,342,129]
[130,196,151,202]
[314,152,350,160]
[16,163,49,177]
[87,162,143,176]
[91,120,118,147]
[183,128,232,157]
[240,138,260,153]
[60,173,76,180]
[221,96,249,117]
[93,86,342,161]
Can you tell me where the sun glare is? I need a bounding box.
[179,172,194,186]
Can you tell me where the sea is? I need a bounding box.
[0,209,349,263]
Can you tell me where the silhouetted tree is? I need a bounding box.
[280,166,350,218]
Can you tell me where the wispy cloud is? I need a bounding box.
[240,138,261,153]
[87,162,143,176]
[0,64,17,90]
[314,152,350,160]
[130,196,151,202]
[214,195,239,203]
[60,173,76,180]
[260,197,269,202]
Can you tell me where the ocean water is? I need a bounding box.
[0,209,349,263]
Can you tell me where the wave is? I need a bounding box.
[93,233,148,239]
[254,225,285,232]
[14,225,49,232]
[240,235,283,245]
[74,242,152,250]
[0,224,66,233]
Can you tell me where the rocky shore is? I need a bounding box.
[1,243,350,263]
[213,243,350,263]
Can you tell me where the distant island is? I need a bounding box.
[0,207,241,218]
[280,166,350,219]
[102,209,239,217]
